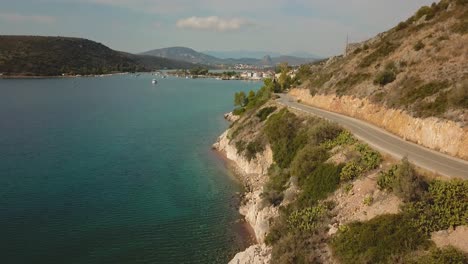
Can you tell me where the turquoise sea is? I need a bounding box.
[0,75,261,264]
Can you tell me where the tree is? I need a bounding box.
[234,91,247,107]
[278,63,292,92]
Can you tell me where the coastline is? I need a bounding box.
[213,117,276,264]
[0,72,129,79]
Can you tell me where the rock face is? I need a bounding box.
[229,244,272,264]
[289,88,468,160]
[431,226,468,253]
[213,129,276,263]
[224,112,240,122]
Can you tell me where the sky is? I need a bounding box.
[0,0,435,57]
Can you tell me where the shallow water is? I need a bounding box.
[0,74,261,264]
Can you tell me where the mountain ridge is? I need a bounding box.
[0,36,196,76]
[140,47,318,67]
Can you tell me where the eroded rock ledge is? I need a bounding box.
[289,88,468,161]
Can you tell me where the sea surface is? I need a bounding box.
[0,74,261,264]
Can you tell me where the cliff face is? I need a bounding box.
[290,88,468,160]
[213,130,275,263]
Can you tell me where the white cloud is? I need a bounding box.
[0,13,56,24]
[176,16,251,31]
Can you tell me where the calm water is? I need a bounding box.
[0,75,261,264]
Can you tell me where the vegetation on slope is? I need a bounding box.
[0,36,195,76]
[294,0,468,122]
[228,102,467,263]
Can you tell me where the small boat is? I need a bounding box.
[152,79,157,85]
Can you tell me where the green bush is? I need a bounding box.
[287,205,326,232]
[392,159,425,202]
[339,144,381,181]
[305,120,343,145]
[331,214,429,264]
[235,140,246,154]
[404,179,468,234]
[374,70,396,86]
[340,161,364,181]
[377,165,398,190]
[360,41,400,68]
[256,106,277,121]
[263,165,290,206]
[245,138,265,161]
[355,143,381,171]
[323,130,356,149]
[232,107,245,116]
[408,246,468,264]
[290,145,329,180]
[265,109,306,168]
[414,40,426,51]
[297,163,342,207]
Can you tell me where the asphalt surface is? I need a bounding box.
[277,93,468,179]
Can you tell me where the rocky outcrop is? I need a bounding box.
[432,226,468,253]
[289,88,468,161]
[213,129,276,263]
[229,244,272,264]
[224,112,241,122]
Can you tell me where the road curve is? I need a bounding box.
[277,93,468,179]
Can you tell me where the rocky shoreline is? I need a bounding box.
[213,120,275,264]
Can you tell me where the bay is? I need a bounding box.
[0,74,261,264]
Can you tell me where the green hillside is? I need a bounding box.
[0,36,195,76]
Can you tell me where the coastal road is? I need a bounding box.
[277,93,468,179]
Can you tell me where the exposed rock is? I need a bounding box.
[431,226,468,253]
[213,129,275,263]
[225,112,240,122]
[289,88,468,161]
[228,244,272,264]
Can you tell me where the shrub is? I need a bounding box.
[331,214,429,264]
[232,107,245,116]
[336,73,371,95]
[297,163,342,207]
[363,195,374,206]
[323,130,356,149]
[305,120,343,146]
[263,165,290,206]
[448,81,468,108]
[355,143,381,171]
[408,246,468,264]
[287,205,327,232]
[256,106,277,121]
[290,145,329,180]
[265,109,306,168]
[340,161,364,181]
[235,140,246,154]
[245,138,265,161]
[391,158,427,201]
[414,40,426,51]
[374,69,396,86]
[340,144,381,181]
[404,179,468,234]
[395,21,409,31]
[377,164,398,190]
[360,41,399,68]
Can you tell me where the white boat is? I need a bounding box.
[152,79,157,85]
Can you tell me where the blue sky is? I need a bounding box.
[0,0,435,56]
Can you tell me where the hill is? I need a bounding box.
[295,0,467,123]
[0,36,196,76]
[141,47,317,67]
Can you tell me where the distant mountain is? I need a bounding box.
[203,50,322,60]
[141,47,223,65]
[0,36,195,76]
[203,50,282,59]
[141,47,318,67]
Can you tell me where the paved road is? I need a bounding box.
[277,93,468,179]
